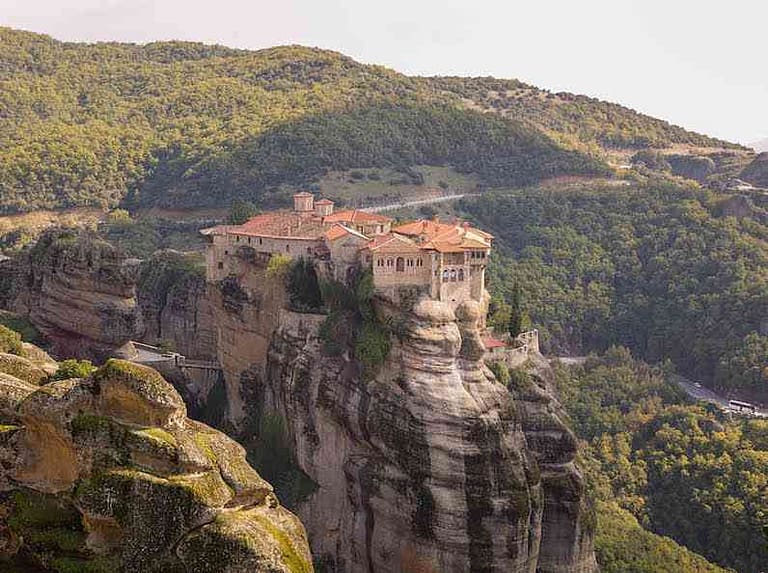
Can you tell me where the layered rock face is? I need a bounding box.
[509,353,597,573]
[230,285,597,573]
[136,251,217,361]
[0,229,143,360]
[0,356,312,573]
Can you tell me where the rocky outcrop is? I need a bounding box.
[0,229,143,360]
[136,251,217,361]
[215,264,597,572]
[0,357,312,573]
[509,353,597,573]
[666,154,716,183]
[740,152,768,188]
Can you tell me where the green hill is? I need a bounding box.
[0,27,741,214]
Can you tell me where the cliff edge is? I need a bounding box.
[0,354,312,573]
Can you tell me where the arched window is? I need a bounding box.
[450,269,457,282]
[458,269,465,282]
[387,258,393,267]
[396,257,405,272]
[306,247,312,255]
[259,238,263,245]
[442,270,449,282]
[285,244,290,253]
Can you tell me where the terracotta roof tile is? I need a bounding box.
[324,224,369,242]
[483,337,507,349]
[324,209,392,225]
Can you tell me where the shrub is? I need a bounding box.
[227,199,260,225]
[488,361,510,385]
[286,258,323,312]
[52,359,96,381]
[354,322,391,378]
[105,209,132,225]
[0,324,24,356]
[266,253,292,277]
[507,366,533,391]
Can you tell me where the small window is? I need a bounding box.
[286,244,290,253]
[217,262,224,270]
[259,238,263,245]
[236,236,240,242]
[458,269,465,282]
[224,250,229,255]
[442,270,449,282]
[248,237,252,244]
[450,269,457,282]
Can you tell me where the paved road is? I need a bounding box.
[551,356,768,418]
[362,193,479,213]
[670,374,768,418]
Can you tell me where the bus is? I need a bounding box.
[728,400,757,415]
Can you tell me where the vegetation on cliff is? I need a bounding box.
[0,27,739,214]
[0,353,313,572]
[463,181,768,396]
[555,348,768,573]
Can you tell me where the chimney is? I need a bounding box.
[293,192,314,216]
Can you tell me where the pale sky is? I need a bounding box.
[1,0,766,145]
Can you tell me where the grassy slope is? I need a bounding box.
[0,27,740,214]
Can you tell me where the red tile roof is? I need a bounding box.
[324,209,392,225]
[324,224,369,242]
[365,233,421,254]
[219,211,328,239]
[482,336,507,349]
[393,218,493,253]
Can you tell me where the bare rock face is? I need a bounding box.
[741,152,768,188]
[227,285,598,573]
[508,353,598,573]
[0,229,143,360]
[136,251,218,361]
[0,359,313,573]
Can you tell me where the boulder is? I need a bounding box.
[0,359,312,572]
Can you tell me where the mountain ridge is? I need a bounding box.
[0,27,748,214]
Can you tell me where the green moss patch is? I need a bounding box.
[132,427,178,448]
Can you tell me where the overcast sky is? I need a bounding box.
[2,0,766,145]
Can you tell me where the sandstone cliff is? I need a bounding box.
[1,233,598,572]
[136,251,217,361]
[0,229,143,360]
[0,354,312,573]
[205,254,597,572]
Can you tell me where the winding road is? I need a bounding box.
[362,193,479,213]
[550,356,767,418]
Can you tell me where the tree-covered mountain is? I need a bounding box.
[0,27,744,214]
[554,348,768,573]
[463,180,768,397]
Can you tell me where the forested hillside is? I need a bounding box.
[554,348,768,573]
[463,181,768,396]
[0,27,739,214]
